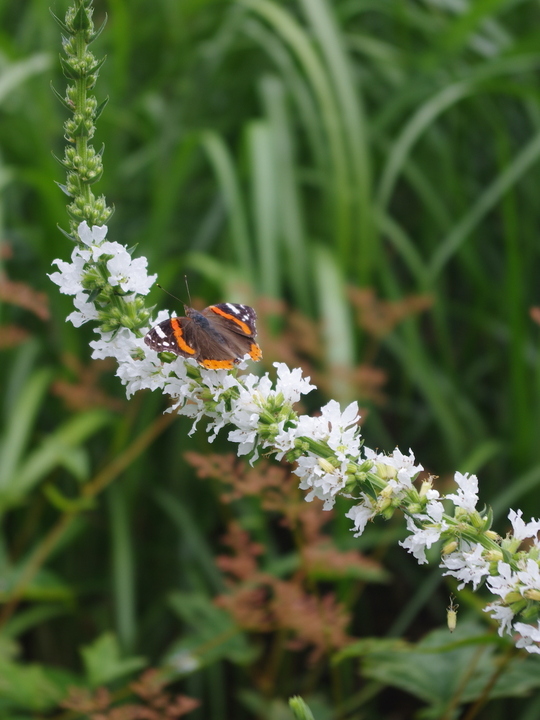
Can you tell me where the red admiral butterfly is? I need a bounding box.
[144,303,262,370]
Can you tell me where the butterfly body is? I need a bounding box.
[144,303,262,370]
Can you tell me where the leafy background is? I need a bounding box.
[3,0,540,718]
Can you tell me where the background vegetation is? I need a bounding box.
[3,0,540,717]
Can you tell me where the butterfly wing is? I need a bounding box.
[201,304,262,365]
[144,316,198,359]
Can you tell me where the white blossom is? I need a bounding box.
[400,516,445,564]
[273,362,316,404]
[514,621,540,654]
[441,543,490,590]
[486,561,516,599]
[516,558,540,595]
[484,602,515,636]
[48,251,86,295]
[78,220,108,246]
[104,244,156,295]
[399,501,448,564]
[295,454,349,510]
[346,496,378,537]
[445,471,479,513]
[66,292,100,327]
[508,509,540,542]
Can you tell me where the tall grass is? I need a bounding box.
[2,0,540,717]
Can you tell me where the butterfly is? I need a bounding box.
[144,303,262,370]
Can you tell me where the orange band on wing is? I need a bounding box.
[209,306,251,335]
[200,358,235,370]
[249,343,262,361]
[171,317,196,354]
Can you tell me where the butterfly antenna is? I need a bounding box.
[184,275,192,307]
[156,283,184,305]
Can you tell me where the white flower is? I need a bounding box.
[425,497,445,523]
[514,621,540,654]
[508,509,540,542]
[77,220,108,246]
[365,447,423,489]
[66,292,100,327]
[486,561,516,599]
[273,362,316,403]
[321,399,361,461]
[445,471,479,513]
[400,515,445,564]
[441,543,490,590]
[48,250,86,295]
[90,327,141,364]
[104,243,156,295]
[294,455,349,510]
[484,602,515,636]
[346,496,377,537]
[516,558,540,595]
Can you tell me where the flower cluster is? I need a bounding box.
[49,221,540,656]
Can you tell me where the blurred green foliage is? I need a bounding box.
[3,0,540,717]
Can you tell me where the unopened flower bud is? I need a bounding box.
[469,511,486,530]
[484,550,503,562]
[419,479,433,497]
[504,591,524,605]
[318,458,336,474]
[442,541,458,555]
[376,463,396,480]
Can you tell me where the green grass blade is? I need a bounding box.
[5,410,111,509]
[429,129,540,281]
[199,130,254,280]
[109,483,136,652]
[260,75,311,312]
[247,119,280,301]
[300,0,375,281]
[313,245,356,401]
[0,368,52,492]
[239,0,351,267]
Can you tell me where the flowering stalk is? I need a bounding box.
[50,0,540,657]
[51,0,153,335]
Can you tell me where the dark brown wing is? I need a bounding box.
[200,304,262,366]
[144,316,198,360]
[202,304,258,338]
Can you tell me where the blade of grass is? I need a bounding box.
[0,368,52,494]
[239,0,352,268]
[428,128,540,281]
[199,130,255,280]
[313,245,356,402]
[300,0,375,281]
[260,75,311,313]
[247,119,280,301]
[109,482,136,652]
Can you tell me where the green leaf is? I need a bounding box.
[0,54,51,106]
[0,409,111,510]
[289,696,316,720]
[0,567,74,604]
[80,632,146,687]
[0,657,77,712]
[166,592,257,668]
[0,368,52,492]
[336,623,540,718]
